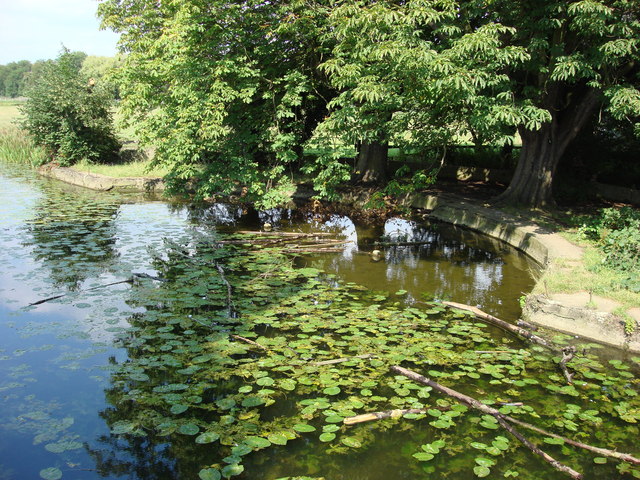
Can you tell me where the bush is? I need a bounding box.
[19,48,120,166]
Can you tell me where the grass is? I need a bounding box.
[0,127,47,167]
[0,99,167,177]
[0,100,23,129]
[529,214,640,313]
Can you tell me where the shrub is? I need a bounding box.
[19,48,120,166]
[579,207,640,288]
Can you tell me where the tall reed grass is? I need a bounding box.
[0,127,47,167]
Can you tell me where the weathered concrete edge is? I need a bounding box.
[37,165,165,193]
[411,193,639,352]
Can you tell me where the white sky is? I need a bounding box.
[0,0,120,64]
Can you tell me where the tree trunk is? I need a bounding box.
[354,141,388,184]
[494,87,600,208]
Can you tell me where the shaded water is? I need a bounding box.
[0,164,638,480]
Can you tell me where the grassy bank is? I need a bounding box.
[72,157,169,178]
[525,207,640,320]
[0,127,46,166]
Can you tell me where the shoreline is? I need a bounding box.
[38,164,640,352]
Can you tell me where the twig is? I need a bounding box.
[494,415,583,479]
[391,365,582,479]
[231,334,268,351]
[311,354,376,366]
[559,346,576,384]
[215,262,234,317]
[28,272,166,307]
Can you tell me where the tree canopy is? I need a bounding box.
[98,0,640,208]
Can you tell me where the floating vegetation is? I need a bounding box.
[87,233,640,480]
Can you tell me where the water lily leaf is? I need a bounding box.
[319,432,336,442]
[242,396,265,407]
[39,468,62,480]
[231,444,252,456]
[179,423,200,435]
[293,423,316,433]
[268,433,289,445]
[412,450,435,463]
[195,431,220,444]
[198,468,221,480]
[543,437,564,445]
[170,404,189,414]
[341,436,362,448]
[257,377,274,386]
[470,442,487,450]
[216,398,236,410]
[221,464,244,478]
[280,379,297,391]
[473,465,490,477]
[324,415,344,423]
[111,420,136,434]
[323,386,341,396]
[244,436,271,449]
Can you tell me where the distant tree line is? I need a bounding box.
[0,53,120,98]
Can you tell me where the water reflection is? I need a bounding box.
[304,216,536,320]
[0,164,542,480]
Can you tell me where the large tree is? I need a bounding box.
[491,0,640,207]
[314,0,640,207]
[99,0,334,208]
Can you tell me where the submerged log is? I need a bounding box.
[343,408,427,425]
[311,354,376,366]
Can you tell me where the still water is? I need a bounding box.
[0,164,636,480]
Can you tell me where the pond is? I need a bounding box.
[0,164,639,480]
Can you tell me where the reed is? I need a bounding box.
[0,127,47,167]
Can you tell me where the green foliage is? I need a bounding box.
[99,0,332,204]
[0,60,32,97]
[19,49,120,166]
[578,207,640,290]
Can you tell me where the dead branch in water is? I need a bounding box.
[343,408,426,425]
[28,273,165,306]
[443,301,555,350]
[311,354,376,366]
[391,365,582,479]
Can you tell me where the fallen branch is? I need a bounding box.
[231,335,268,351]
[443,301,555,350]
[391,365,582,479]
[237,230,335,237]
[501,413,640,465]
[559,346,576,384]
[215,262,235,317]
[311,354,376,366]
[494,415,582,479]
[28,272,167,307]
[343,408,426,425]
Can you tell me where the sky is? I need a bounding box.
[0,0,120,64]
